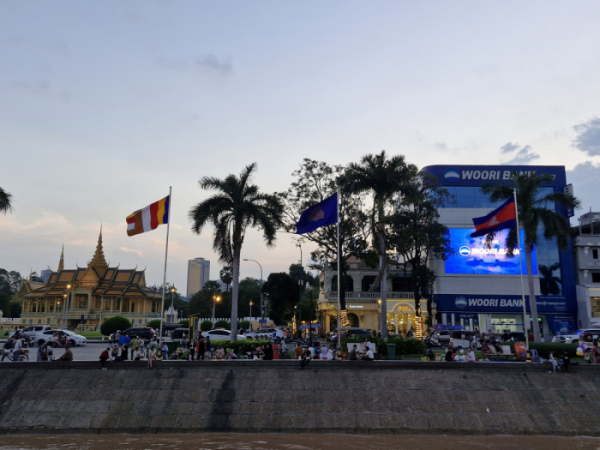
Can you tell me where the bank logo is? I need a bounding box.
[459,246,471,256]
[444,169,460,182]
[455,296,467,309]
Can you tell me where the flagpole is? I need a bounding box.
[159,186,172,347]
[513,188,529,350]
[336,185,342,353]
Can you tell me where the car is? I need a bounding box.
[561,329,600,345]
[201,329,247,341]
[243,328,284,340]
[121,327,155,341]
[343,328,375,339]
[10,326,52,340]
[34,329,87,347]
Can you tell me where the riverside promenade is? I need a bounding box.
[0,360,598,436]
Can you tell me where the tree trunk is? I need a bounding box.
[231,245,241,342]
[524,243,541,343]
[378,225,388,339]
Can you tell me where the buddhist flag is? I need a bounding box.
[126,196,170,236]
[295,193,338,235]
[470,196,516,238]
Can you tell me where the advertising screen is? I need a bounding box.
[445,228,537,275]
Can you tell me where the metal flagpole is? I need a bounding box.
[336,185,342,352]
[159,187,172,346]
[513,188,530,350]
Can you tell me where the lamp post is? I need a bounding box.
[262,293,269,322]
[307,284,314,346]
[212,294,221,323]
[243,258,264,326]
[63,284,72,329]
[297,279,303,338]
[249,301,253,320]
[170,284,176,308]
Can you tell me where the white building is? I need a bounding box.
[574,212,600,328]
[186,258,210,298]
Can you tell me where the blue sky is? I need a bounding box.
[1,1,600,290]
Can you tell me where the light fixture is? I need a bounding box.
[66,284,72,289]
[170,285,176,294]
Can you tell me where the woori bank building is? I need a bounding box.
[422,165,578,337]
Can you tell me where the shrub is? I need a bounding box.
[498,341,579,359]
[345,336,425,356]
[214,320,231,330]
[147,319,161,329]
[239,320,251,330]
[178,319,190,328]
[100,316,132,337]
[211,339,270,354]
[200,321,213,332]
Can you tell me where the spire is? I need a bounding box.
[89,225,108,277]
[58,244,64,272]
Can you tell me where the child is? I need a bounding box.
[548,351,558,373]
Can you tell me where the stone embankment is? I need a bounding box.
[0,360,598,435]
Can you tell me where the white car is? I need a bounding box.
[243,328,285,340]
[201,329,247,341]
[561,329,600,345]
[34,329,87,347]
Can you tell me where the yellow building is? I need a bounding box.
[21,229,162,330]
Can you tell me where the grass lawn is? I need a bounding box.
[74,331,106,339]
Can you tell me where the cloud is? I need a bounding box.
[6,80,50,95]
[434,142,449,151]
[567,161,600,215]
[155,55,233,75]
[500,143,540,165]
[573,117,600,156]
[119,247,143,258]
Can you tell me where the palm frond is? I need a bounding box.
[0,187,12,214]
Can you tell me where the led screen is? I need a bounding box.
[445,228,537,275]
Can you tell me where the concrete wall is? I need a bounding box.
[0,361,599,436]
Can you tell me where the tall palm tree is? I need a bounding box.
[481,172,579,343]
[343,151,418,338]
[189,163,284,341]
[0,187,12,214]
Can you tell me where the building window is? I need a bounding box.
[592,273,600,283]
[361,276,378,292]
[331,275,354,292]
[593,249,599,260]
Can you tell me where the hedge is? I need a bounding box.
[100,316,132,337]
[210,339,270,353]
[147,319,161,329]
[345,336,426,356]
[214,320,231,330]
[200,321,213,332]
[498,341,579,359]
[239,320,251,330]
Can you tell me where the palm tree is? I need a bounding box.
[0,187,12,214]
[481,172,579,343]
[189,163,284,341]
[343,151,418,338]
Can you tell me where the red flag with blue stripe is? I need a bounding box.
[470,197,516,238]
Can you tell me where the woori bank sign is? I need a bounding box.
[422,165,566,187]
[437,294,576,313]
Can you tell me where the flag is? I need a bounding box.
[295,193,338,235]
[470,196,516,238]
[126,196,170,236]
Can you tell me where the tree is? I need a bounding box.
[148,284,189,316]
[343,151,418,338]
[262,272,297,324]
[289,264,318,288]
[100,315,132,336]
[279,159,370,282]
[0,292,10,317]
[188,281,222,318]
[200,320,213,332]
[214,319,230,330]
[238,277,261,317]
[480,172,580,343]
[0,269,23,296]
[178,319,190,328]
[389,172,453,318]
[0,187,12,214]
[189,163,284,341]
[147,319,162,329]
[220,266,233,292]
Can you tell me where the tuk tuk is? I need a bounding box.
[449,330,478,349]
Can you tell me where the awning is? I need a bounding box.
[299,324,322,329]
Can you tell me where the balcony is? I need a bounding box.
[328,291,414,301]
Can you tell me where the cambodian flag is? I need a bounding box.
[470,196,516,238]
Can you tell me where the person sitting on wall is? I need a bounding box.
[58,344,73,362]
[444,347,454,362]
[294,343,303,359]
[348,344,359,361]
[361,347,375,361]
[215,346,225,360]
[480,342,493,355]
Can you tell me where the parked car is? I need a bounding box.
[10,326,52,340]
[431,330,452,344]
[170,328,189,341]
[121,327,155,341]
[201,329,247,341]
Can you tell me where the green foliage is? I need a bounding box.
[147,319,161,329]
[0,187,12,214]
[211,339,270,354]
[0,292,10,317]
[239,320,251,330]
[345,336,426,356]
[200,320,213,332]
[220,267,233,291]
[100,316,132,336]
[238,277,261,317]
[262,272,297,324]
[214,319,231,330]
[498,341,578,359]
[178,319,190,328]
[0,269,22,296]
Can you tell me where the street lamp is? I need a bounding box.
[307,284,314,346]
[63,283,72,329]
[243,258,264,326]
[212,294,221,322]
[297,279,303,338]
[249,301,254,319]
[170,284,176,308]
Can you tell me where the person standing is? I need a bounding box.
[197,337,206,361]
[148,346,156,368]
[99,347,109,370]
[205,336,212,357]
[562,350,571,373]
[2,339,13,361]
[129,336,139,360]
[12,337,22,362]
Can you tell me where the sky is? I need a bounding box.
[1,1,600,292]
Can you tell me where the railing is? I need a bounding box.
[192,317,270,323]
[328,291,414,300]
[0,318,21,323]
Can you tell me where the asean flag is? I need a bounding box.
[126,196,170,237]
[470,197,516,238]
